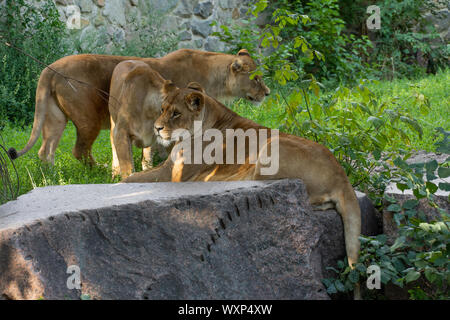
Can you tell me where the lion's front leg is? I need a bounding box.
[114,126,135,179]
[110,118,121,178]
[141,147,153,171]
[141,143,170,171]
[122,160,173,183]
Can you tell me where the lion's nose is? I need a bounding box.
[155,125,164,133]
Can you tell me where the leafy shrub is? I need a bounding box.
[277,77,429,205]
[323,130,450,299]
[212,1,318,86]
[340,0,449,79]
[213,0,373,85]
[0,0,69,125]
[215,0,448,84]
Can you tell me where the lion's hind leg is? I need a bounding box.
[72,122,100,166]
[38,97,67,164]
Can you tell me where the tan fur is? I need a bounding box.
[109,61,166,178]
[9,49,270,166]
[124,83,362,299]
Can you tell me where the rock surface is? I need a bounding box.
[0,179,377,300]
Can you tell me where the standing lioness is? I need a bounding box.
[109,60,167,178]
[8,49,270,167]
[124,81,362,298]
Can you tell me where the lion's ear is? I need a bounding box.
[237,49,250,57]
[185,92,205,112]
[231,59,249,73]
[187,82,205,93]
[161,80,176,97]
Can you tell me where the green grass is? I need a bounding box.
[1,122,117,204]
[1,69,448,204]
[367,70,449,150]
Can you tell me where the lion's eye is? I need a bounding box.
[171,111,181,119]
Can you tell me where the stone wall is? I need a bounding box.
[53,0,251,54]
[35,1,449,56]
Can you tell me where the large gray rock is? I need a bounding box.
[191,19,213,38]
[102,0,126,27]
[194,1,214,19]
[0,180,377,300]
[424,9,450,42]
[76,0,93,13]
[151,0,179,14]
[179,30,192,41]
[204,36,225,52]
[173,0,194,18]
[356,191,382,236]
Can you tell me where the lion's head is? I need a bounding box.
[225,49,270,104]
[154,81,206,146]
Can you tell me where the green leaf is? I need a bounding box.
[424,268,437,283]
[426,181,438,194]
[326,283,337,294]
[396,183,409,192]
[399,116,423,138]
[384,194,397,203]
[376,234,387,244]
[326,266,339,273]
[334,280,346,292]
[425,160,438,173]
[387,203,401,212]
[402,199,419,210]
[413,188,427,199]
[432,257,446,267]
[367,116,384,128]
[405,270,421,283]
[404,209,417,219]
[393,157,409,170]
[349,269,359,283]
[355,263,366,273]
[390,235,406,252]
[437,166,450,178]
[322,278,333,288]
[439,182,450,191]
[392,257,406,272]
[373,149,381,160]
[414,260,427,269]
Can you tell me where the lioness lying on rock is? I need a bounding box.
[8,49,270,169]
[123,81,362,298]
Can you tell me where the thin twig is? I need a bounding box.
[301,88,318,142]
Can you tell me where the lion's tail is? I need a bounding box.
[8,68,53,160]
[334,183,362,299]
